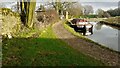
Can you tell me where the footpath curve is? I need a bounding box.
[52,21,120,66]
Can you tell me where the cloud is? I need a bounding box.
[0,0,119,2]
[81,2,118,14]
[79,0,119,2]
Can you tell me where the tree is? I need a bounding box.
[104,12,111,18]
[67,3,83,17]
[20,0,36,28]
[39,4,45,11]
[51,0,76,15]
[46,0,78,19]
[83,5,93,15]
[51,0,63,15]
[107,8,120,17]
[17,2,20,12]
[11,3,20,12]
[96,9,110,18]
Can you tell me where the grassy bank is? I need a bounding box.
[87,16,120,27]
[2,25,105,66]
[87,18,105,22]
[103,16,120,27]
[105,16,120,24]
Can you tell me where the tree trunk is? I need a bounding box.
[20,0,26,25]
[20,0,36,28]
[17,2,19,12]
[27,1,36,28]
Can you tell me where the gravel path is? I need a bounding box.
[52,21,120,66]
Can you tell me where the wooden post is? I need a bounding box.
[66,11,68,19]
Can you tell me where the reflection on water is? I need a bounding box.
[95,23,103,30]
[78,22,119,52]
[78,29,93,36]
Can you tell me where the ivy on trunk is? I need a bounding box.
[20,0,36,28]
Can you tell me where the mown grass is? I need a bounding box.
[2,25,105,66]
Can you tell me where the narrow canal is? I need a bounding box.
[80,22,119,52]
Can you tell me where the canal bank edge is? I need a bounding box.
[53,20,120,66]
[64,20,120,54]
[99,21,120,27]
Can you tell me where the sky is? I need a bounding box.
[0,0,119,13]
[81,2,118,13]
[79,0,119,2]
[0,0,119,2]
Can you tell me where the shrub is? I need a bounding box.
[1,8,21,37]
[36,9,59,25]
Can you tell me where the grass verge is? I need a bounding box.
[2,25,105,66]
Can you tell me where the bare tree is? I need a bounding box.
[67,2,83,17]
[17,2,20,12]
[49,1,76,15]
[83,5,93,15]
[96,9,110,18]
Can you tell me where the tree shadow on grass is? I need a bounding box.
[2,37,106,66]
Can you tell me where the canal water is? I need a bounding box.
[80,22,119,52]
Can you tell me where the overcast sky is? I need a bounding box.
[79,0,119,2]
[0,0,119,2]
[81,2,118,13]
[0,0,119,13]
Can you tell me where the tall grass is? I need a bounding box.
[105,16,120,24]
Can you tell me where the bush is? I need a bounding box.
[2,8,19,17]
[36,9,59,24]
[1,8,21,37]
